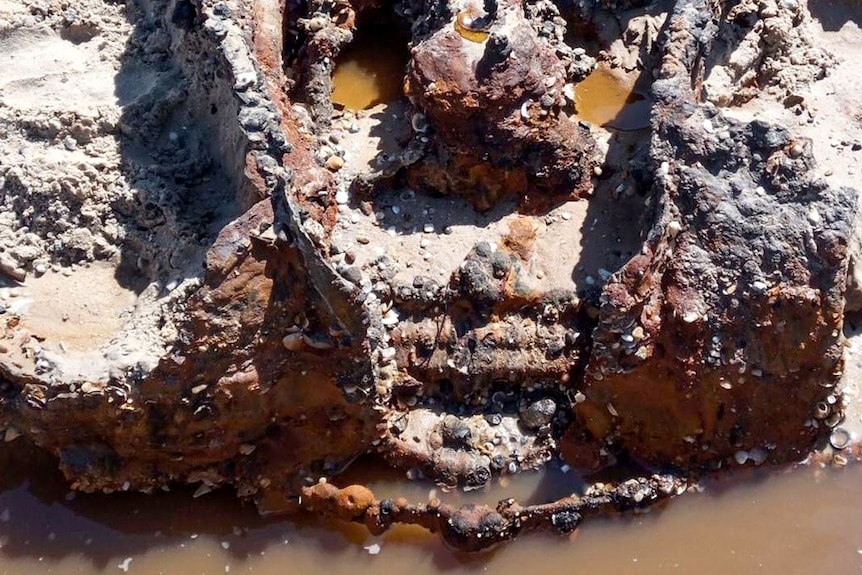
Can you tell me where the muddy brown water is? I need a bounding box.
[575,66,652,131]
[332,51,652,130]
[2,442,862,574]
[331,30,409,111]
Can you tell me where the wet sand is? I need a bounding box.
[1,441,861,574]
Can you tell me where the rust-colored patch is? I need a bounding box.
[501,217,538,262]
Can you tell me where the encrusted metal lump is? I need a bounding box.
[0,0,858,553]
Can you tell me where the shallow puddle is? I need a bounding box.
[575,66,652,131]
[2,441,862,574]
[331,27,409,111]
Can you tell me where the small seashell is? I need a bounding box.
[411,112,428,133]
[829,427,851,450]
[749,447,768,465]
[302,334,334,350]
[825,410,844,428]
[282,332,303,351]
[789,142,804,158]
[814,401,830,419]
[193,484,213,498]
[682,311,700,323]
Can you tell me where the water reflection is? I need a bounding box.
[331,25,409,111]
[1,441,861,574]
[574,66,652,131]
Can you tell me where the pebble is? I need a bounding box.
[807,208,822,225]
[789,142,804,159]
[342,267,363,284]
[484,413,502,426]
[520,398,557,429]
[381,310,399,326]
[422,223,434,233]
[335,190,349,204]
[325,155,345,171]
[80,382,101,394]
[282,332,303,351]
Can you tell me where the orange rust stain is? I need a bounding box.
[502,217,538,262]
